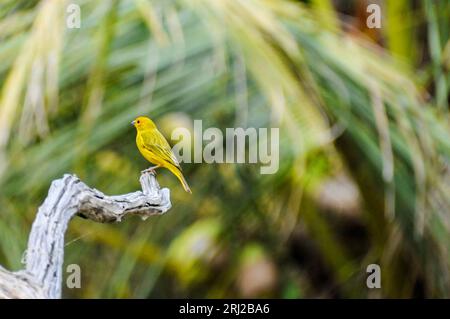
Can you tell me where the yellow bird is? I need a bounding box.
[132,116,192,193]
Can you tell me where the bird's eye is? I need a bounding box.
[137,120,140,124]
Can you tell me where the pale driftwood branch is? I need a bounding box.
[0,172,171,299]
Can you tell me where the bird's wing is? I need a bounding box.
[140,130,181,169]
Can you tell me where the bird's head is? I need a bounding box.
[131,116,156,131]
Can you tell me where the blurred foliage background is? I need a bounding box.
[0,0,449,298]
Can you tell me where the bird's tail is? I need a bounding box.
[167,164,192,193]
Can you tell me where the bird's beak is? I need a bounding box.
[131,120,136,126]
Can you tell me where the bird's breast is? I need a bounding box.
[136,133,162,165]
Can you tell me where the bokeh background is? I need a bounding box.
[0,0,449,298]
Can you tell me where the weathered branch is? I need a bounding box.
[0,172,171,299]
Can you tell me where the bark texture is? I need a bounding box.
[0,172,171,299]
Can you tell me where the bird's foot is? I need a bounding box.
[141,168,156,175]
[141,166,160,175]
